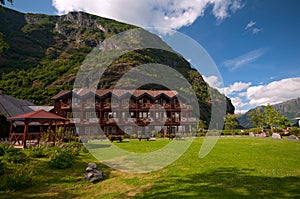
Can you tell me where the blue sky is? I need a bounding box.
[4,0,300,113]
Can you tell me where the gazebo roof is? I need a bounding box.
[8,109,68,121]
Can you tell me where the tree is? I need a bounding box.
[263,104,280,133]
[249,108,264,132]
[224,114,239,131]
[277,116,290,129]
[0,32,9,54]
[198,119,207,130]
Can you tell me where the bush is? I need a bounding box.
[29,145,48,158]
[5,164,33,191]
[3,148,28,163]
[196,130,207,137]
[0,143,12,156]
[0,160,5,175]
[68,142,84,156]
[48,147,75,169]
[289,127,300,136]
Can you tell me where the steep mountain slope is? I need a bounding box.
[238,97,300,128]
[0,8,234,123]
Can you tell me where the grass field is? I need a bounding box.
[1,137,300,198]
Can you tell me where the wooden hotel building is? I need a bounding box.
[51,89,197,138]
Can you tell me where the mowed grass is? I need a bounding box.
[1,137,300,199]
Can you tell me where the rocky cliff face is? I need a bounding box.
[0,7,234,123]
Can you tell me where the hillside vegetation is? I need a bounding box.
[0,8,234,122]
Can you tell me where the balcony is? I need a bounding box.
[83,103,95,109]
[188,117,197,122]
[140,103,152,109]
[129,104,136,109]
[70,118,80,123]
[61,103,71,109]
[103,103,111,109]
[89,118,99,123]
[104,118,118,124]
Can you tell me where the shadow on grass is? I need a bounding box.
[134,167,300,199]
[0,153,113,199]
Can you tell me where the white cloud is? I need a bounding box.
[223,48,267,71]
[224,81,251,95]
[252,28,262,34]
[245,77,300,106]
[204,77,300,113]
[231,96,247,108]
[203,75,223,89]
[52,0,244,31]
[244,20,262,35]
[245,20,255,30]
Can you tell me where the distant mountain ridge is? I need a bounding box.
[238,97,300,128]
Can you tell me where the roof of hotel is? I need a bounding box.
[51,89,179,100]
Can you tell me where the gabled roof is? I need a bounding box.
[8,110,68,121]
[51,89,180,100]
[0,94,35,117]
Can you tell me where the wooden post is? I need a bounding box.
[23,121,29,148]
[53,121,57,146]
[9,121,13,144]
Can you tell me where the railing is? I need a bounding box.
[188,117,197,122]
[89,118,99,123]
[70,118,80,123]
[103,103,111,109]
[61,103,71,109]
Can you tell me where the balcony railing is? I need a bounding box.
[61,103,71,109]
[89,118,99,123]
[188,117,197,122]
[70,118,80,123]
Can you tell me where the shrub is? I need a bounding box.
[289,127,300,136]
[68,142,83,156]
[196,130,207,137]
[48,147,75,169]
[29,145,48,158]
[3,148,28,164]
[5,164,33,191]
[0,160,5,175]
[0,143,12,156]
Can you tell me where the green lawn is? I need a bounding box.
[1,137,300,198]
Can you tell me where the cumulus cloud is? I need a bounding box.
[245,77,300,106]
[224,81,251,95]
[231,96,247,108]
[228,77,300,112]
[203,75,223,89]
[52,0,244,31]
[223,48,268,71]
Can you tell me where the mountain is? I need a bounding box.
[238,97,300,128]
[0,7,234,123]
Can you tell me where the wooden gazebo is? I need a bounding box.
[8,110,68,148]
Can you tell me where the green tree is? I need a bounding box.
[249,108,264,133]
[0,32,9,53]
[277,116,291,129]
[198,119,207,130]
[263,104,280,133]
[224,114,239,131]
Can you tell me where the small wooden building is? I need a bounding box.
[8,110,68,148]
